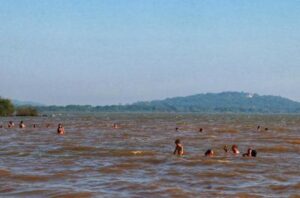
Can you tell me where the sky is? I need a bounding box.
[0,0,300,105]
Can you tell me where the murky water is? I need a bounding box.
[0,113,299,197]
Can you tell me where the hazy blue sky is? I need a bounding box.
[1,0,299,105]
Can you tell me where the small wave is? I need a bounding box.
[9,190,93,198]
[6,189,52,197]
[47,145,97,154]
[287,139,300,145]
[216,159,231,163]
[100,149,156,157]
[0,169,11,176]
[11,174,50,182]
[196,171,238,178]
[208,135,217,138]
[216,128,239,133]
[99,161,145,174]
[259,146,291,153]
[140,158,167,165]
[50,191,93,198]
[0,186,15,193]
[131,150,143,155]
[63,145,97,152]
[269,184,289,191]
[233,192,262,198]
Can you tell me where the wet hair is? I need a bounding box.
[251,150,257,157]
[199,128,203,132]
[232,145,238,150]
[205,149,213,156]
[175,139,180,144]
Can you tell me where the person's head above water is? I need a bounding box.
[247,148,252,154]
[251,150,257,157]
[175,139,180,145]
[19,121,25,128]
[205,149,214,157]
[232,145,240,154]
[173,139,183,155]
[243,148,257,157]
[57,123,65,135]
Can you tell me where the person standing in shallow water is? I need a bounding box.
[232,145,240,155]
[57,123,65,135]
[243,148,252,157]
[173,139,183,156]
[205,149,214,157]
[8,121,15,128]
[112,123,119,129]
[19,121,26,128]
[243,148,257,157]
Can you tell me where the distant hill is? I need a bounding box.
[36,92,300,113]
[130,92,300,113]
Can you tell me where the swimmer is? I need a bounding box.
[242,148,252,157]
[243,148,257,157]
[8,121,15,128]
[113,123,118,129]
[173,139,183,156]
[33,124,37,128]
[57,123,65,135]
[223,145,228,153]
[265,128,269,131]
[46,124,50,128]
[175,127,179,131]
[199,128,203,132]
[205,149,214,157]
[232,145,240,154]
[19,121,26,128]
[257,125,261,131]
[251,150,257,157]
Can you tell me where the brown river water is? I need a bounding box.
[0,113,300,198]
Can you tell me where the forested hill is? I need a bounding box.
[35,92,300,113]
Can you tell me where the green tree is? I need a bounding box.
[16,106,38,116]
[0,97,15,116]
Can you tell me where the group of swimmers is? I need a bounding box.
[174,139,257,157]
[0,121,65,135]
[174,125,263,157]
[0,120,27,129]
[2,121,259,157]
